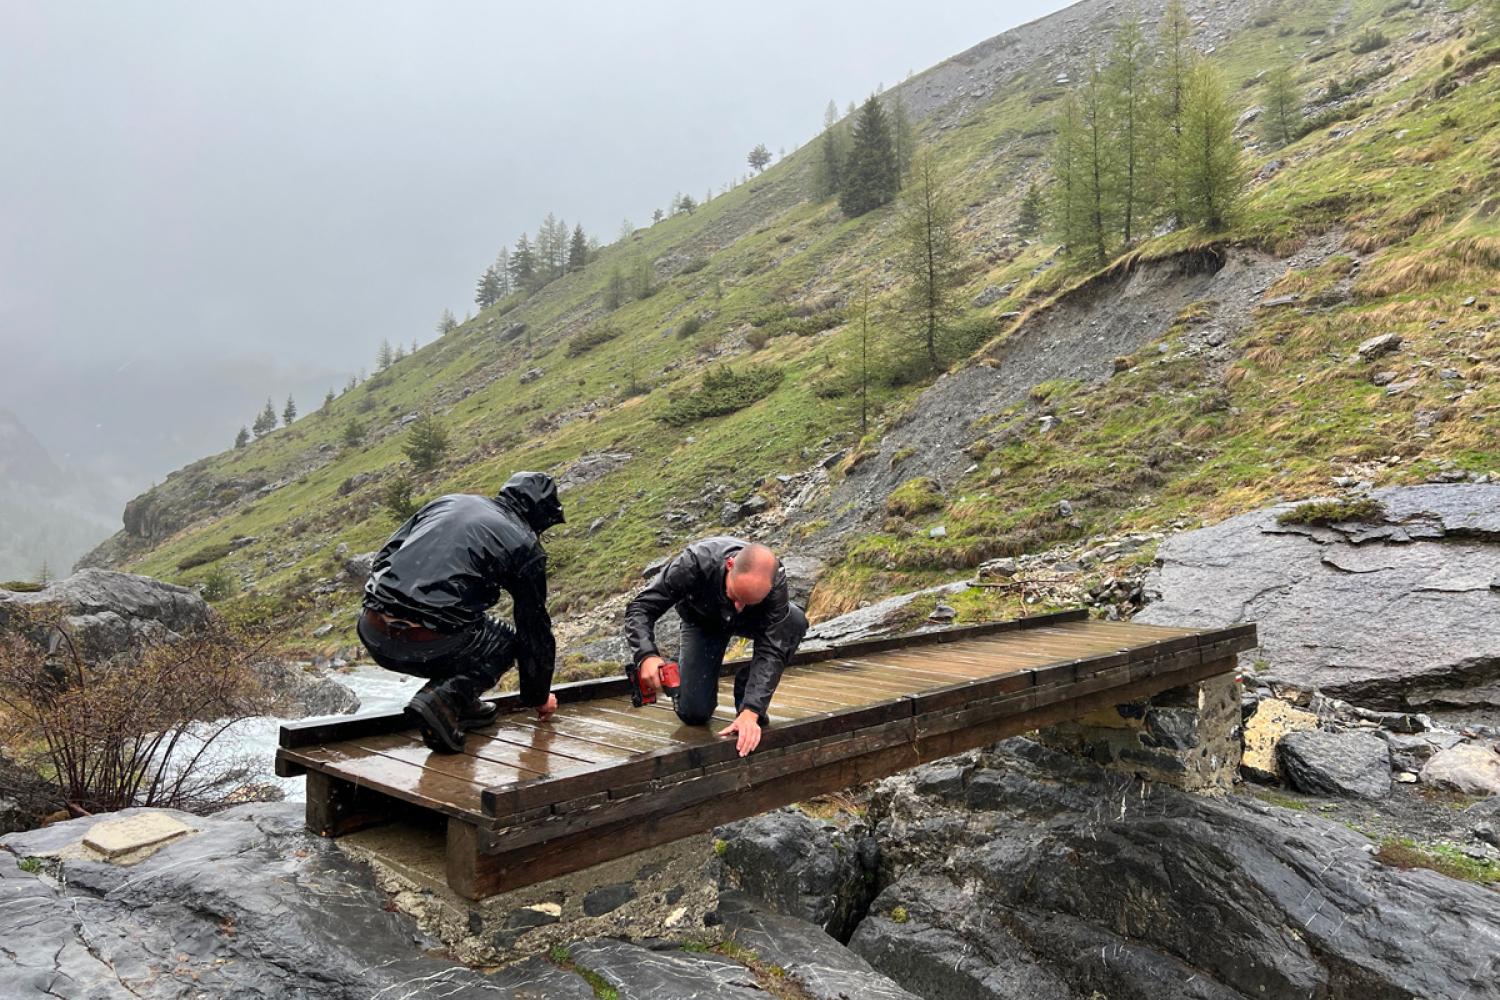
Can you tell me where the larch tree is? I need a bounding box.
[234,426,249,449]
[1178,60,1247,230]
[1016,180,1045,236]
[252,398,277,437]
[376,339,393,371]
[1155,0,1195,218]
[322,388,335,410]
[890,93,916,181]
[1261,63,1303,148]
[896,150,962,371]
[1106,7,1153,244]
[437,308,458,335]
[509,234,536,288]
[839,95,900,217]
[1074,58,1117,265]
[403,412,450,472]
[748,143,772,172]
[475,266,503,310]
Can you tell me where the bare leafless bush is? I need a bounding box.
[0,607,278,814]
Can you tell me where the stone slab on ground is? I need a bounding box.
[1277,730,1392,799]
[1138,484,1500,709]
[80,811,195,859]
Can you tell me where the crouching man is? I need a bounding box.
[358,471,563,753]
[624,537,808,756]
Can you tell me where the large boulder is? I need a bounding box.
[850,738,1500,1000]
[1420,742,1500,796]
[0,568,209,661]
[1138,485,1500,709]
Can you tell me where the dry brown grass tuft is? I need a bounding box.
[1244,343,1286,371]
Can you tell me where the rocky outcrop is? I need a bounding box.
[715,808,879,941]
[849,738,1500,1000]
[0,568,207,659]
[1138,485,1500,709]
[0,568,356,719]
[0,804,909,999]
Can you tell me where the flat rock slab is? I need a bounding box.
[1241,699,1319,781]
[566,938,762,999]
[81,811,194,860]
[1421,743,1500,796]
[1277,730,1392,799]
[1138,484,1500,709]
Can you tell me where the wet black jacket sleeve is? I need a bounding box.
[623,555,694,667]
[739,584,806,718]
[509,548,556,708]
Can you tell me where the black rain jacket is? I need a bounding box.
[363,471,564,706]
[624,535,803,717]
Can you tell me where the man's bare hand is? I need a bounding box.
[718,709,763,757]
[638,656,665,696]
[536,692,558,722]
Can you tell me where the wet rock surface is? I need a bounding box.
[1277,729,1393,799]
[0,568,208,659]
[847,738,1500,1000]
[715,808,879,941]
[1139,484,1500,709]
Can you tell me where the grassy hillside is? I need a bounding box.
[90,0,1499,656]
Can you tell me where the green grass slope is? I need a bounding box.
[91,0,1499,655]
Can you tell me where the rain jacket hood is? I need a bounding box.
[495,471,565,534]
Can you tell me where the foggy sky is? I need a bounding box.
[0,0,1065,478]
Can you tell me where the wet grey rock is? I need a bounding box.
[557,451,633,492]
[780,554,825,609]
[1277,730,1392,799]
[1262,294,1299,307]
[566,938,759,1000]
[851,738,1500,1000]
[928,603,957,623]
[0,803,574,999]
[1138,485,1500,709]
[1356,332,1402,360]
[718,891,919,1000]
[716,808,878,941]
[1381,730,1464,771]
[520,367,544,383]
[0,568,208,661]
[803,582,968,647]
[1421,743,1500,796]
[583,882,638,916]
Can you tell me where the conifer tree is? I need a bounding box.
[631,257,655,300]
[896,151,961,370]
[1261,63,1303,148]
[392,343,406,363]
[748,143,772,172]
[839,95,900,217]
[403,411,450,471]
[234,426,249,449]
[437,308,458,335]
[814,100,847,200]
[652,208,665,224]
[476,265,502,309]
[618,219,635,243]
[322,388,335,410]
[376,339,393,371]
[283,395,296,425]
[494,247,512,296]
[675,193,696,215]
[1106,8,1153,244]
[891,93,916,180]
[1063,58,1117,266]
[1016,181,1045,236]
[252,398,277,437]
[509,234,536,287]
[568,224,588,271]
[1178,61,1247,230]
[343,374,358,394]
[605,265,627,309]
[1155,0,1194,219]
[342,418,364,448]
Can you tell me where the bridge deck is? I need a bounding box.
[277,609,1254,899]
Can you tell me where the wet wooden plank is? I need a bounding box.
[285,743,489,822]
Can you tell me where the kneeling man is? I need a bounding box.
[624,537,808,756]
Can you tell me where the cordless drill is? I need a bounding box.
[626,659,680,708]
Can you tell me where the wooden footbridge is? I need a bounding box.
[277,609,1254,899]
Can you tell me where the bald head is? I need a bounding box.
[725,542,778,610]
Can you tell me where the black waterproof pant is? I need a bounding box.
[355,613,517,707]
[673,607,808,726]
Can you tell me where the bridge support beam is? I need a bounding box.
[1037,669,1242,794]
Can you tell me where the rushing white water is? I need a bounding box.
[212,664,419,802]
